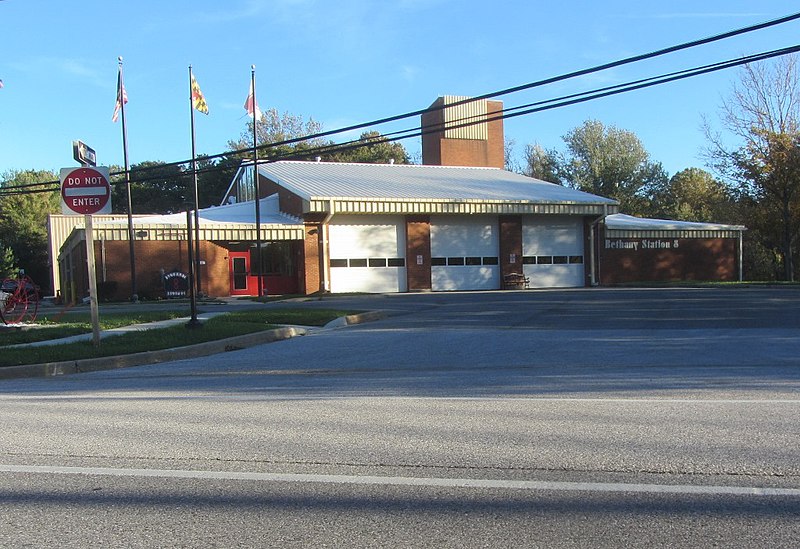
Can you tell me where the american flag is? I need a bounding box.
[112,71,128,122]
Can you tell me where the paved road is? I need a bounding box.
[1,288,799,547]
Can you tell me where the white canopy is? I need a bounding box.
[96,194,301,227]
[604,213,745,232]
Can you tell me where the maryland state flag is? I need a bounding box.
[191,74,209,115]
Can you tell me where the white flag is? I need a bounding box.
[244,80,262,120]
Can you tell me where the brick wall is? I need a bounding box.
[598,230,738,283]
[421,97,505,169]
[499,215,523,279]
[405,216,432,291]
[64,239,231,303]
[302,219,324,294]
[260,174,305,216]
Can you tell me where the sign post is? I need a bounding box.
[60,166,113,346]
[84,215,101,346]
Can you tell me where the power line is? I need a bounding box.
[3,43,798,197]
[5,48,796,200]
[5,10,798,192]
[2,44,799,196]
[3,22,800,195]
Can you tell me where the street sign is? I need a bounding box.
[59,166,112,215]
[72,140,97,166]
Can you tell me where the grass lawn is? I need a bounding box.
[0,308,357,367]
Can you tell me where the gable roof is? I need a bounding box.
[247,161,618,216]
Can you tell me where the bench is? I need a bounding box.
[503,273,530,290]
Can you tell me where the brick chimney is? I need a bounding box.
[421,96,504,168]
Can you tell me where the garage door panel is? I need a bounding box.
[430,215,499,291]
[522,216,585,288]
[523,265,584,288]
[432,266,499,292]
[330,266,407,293]
[328,215,406,293]
[522,216,583,256]
[329,215,405,258]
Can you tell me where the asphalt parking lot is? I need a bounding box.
[2,286,799,547]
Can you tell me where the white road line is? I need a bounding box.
[3,395,800,404]
[1,464,798,497]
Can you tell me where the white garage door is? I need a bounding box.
[522,215,585,288]
[328,215,407,293]
[430,215,500,291]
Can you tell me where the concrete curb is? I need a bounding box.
[0,326,306,381]
[0,310,387,381]
[324,310,387,328]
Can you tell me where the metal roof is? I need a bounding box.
[604,214,745,232]
[254,161,619,215]
[603,213,746,239]
[96,195,302,227]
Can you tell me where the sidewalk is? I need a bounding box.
[3,312,228,348]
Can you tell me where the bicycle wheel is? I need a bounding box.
[0,280,28,324]
[0,289,7,325]
[19,275,39,323]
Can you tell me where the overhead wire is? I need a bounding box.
[1,11,800,195]
[3,44,799,196]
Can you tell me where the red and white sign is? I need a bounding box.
[60,166,112,215]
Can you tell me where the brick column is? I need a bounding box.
[499,215,523,282]
[406,216,431,291]
[302,222,323,294]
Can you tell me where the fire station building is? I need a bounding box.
[51,96,745,301]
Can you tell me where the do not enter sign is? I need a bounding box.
[60,166,112,215]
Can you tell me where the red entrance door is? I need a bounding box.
[229,251,259,296]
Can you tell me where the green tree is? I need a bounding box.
[0,169,60,292]
[197,155,241,208]
[0,245,16,279]
[558,120,667,215]
[650,168,734,222]
[324,131,409,164]
[705,55,800,280]
[229,108,328,160]
[522,142,561,183]
[111,161,189,214]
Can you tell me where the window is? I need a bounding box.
[432,257,447,266]
[256,242,294,276]
[465,257,482,266]
[448,257,465,266]
[569,256,584,264]
[522,256,536,264]
[553,256,568,264]
[482,257,499,265]
[537,256,553,264]
[332,257,405,268]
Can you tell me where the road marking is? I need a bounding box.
[3,394,800,404]
[1,464,798,497]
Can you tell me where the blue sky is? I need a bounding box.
[1,0,799,181]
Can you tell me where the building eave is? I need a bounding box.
[306,198,619,216]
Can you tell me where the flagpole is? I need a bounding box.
[118,56,137,302]
[251,65,263,298]
[188,65,202,298]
